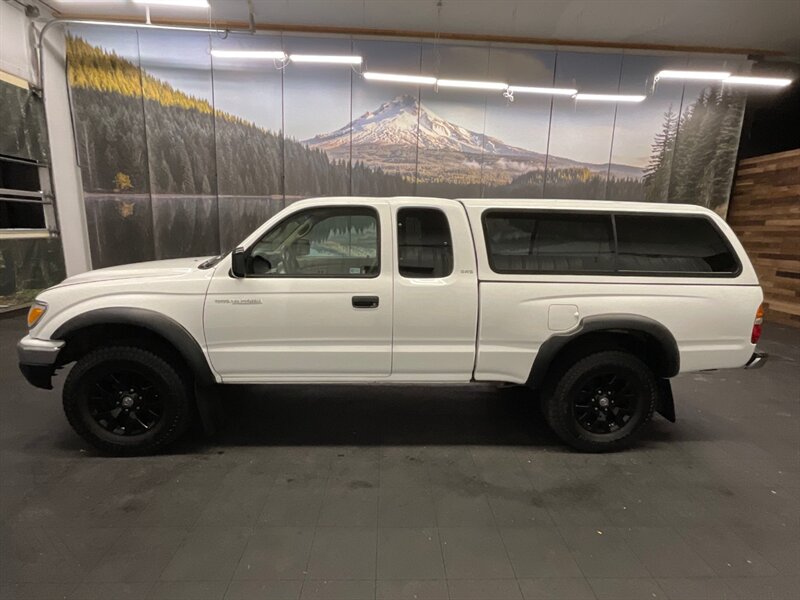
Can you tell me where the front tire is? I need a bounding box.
[542,350,657,452]
[63,346,193,455]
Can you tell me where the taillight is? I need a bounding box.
[751,304,765,344]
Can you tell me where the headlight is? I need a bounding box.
[27,301,47,328]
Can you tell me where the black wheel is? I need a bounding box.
[63,346,193,455]
[542,350,657,452]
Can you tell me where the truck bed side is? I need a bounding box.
[461,200,763,384]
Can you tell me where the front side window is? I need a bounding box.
[397,208,453,278]
[247,206,379,277]
[615,215,739,274]
[483,211,614,273]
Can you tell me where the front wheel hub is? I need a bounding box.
[86,370,164,436]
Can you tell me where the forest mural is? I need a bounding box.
[0,79,66,308]
[66,26,748,268]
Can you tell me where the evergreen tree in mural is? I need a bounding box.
[643,106,678,202]
[67,34,411,199]
[643,88,745,212]
[0,81,48,162]
[485,168,641,201]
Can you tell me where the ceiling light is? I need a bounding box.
[363,72,437,85]
[437,79,508,91]
[723,75,793,87]
[289,55,363,65]
[574,93,647,102]
[507,85,578,96]
[131,0,210,7]
[73,19,224,33]
[211,50,286,60]
[655,70,731,81]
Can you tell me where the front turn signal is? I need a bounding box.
[27,302,47,328]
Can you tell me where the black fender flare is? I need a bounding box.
[526,313,680,390]
[52,307,217,387]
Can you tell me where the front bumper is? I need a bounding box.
[18,336,64,390]
[744,351,768,369]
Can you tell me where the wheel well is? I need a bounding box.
[559,330,669,371]
[57,323,191,379]
[51,308,217,387]
[530,328,678,390]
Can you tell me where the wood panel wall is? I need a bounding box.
[728,148,800,327]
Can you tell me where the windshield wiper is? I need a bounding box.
[198,251,230,270]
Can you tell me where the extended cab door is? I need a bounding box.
[203,201,393,382]
[390,199,478,381]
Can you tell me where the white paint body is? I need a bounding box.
[30,197,763,385]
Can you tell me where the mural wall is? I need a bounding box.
[0,79,66,308]
[66,26,749,268]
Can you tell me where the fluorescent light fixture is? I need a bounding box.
[723,75,793,87]
[655,70,731,81]
[132,0,210,7]
[507,85,577,96]
[73,20,224,33]
[574,93,647,102]
[289,55,363,65]
[363,72,437,85]
[211,50,286,60]
[437,79,508,91]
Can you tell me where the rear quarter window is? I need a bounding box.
[615,214,739,275]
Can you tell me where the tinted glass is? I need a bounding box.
[249,207,379,277]
[0,201,46,229]
[0,159,45,230]
[397,208,453,278]
[615,215,738,274]
[484,212,614,273]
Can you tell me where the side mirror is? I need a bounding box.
[231,247,247,278]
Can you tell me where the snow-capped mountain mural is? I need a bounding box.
[307,94,530,156]
[304,94,644,185]
[65,28,746,268]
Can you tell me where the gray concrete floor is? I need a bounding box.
[1,316,798,600]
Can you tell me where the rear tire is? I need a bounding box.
[63,346,193,456]
[542,350,657,452]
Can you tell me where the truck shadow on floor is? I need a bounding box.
[183,383,675,449]
[192,383,556,448]
[46,382,679,455]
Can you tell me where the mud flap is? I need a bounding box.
[194,383,223,437]
[656,378,676,422]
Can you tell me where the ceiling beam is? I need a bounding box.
[52,12,784,57]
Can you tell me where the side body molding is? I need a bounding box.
[526,313,680,389]
[52,307,217,386]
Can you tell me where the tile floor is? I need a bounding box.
[1,317,798,600]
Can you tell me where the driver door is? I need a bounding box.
[203,202,393,382]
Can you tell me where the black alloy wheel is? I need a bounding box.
[542,350,658,452]
[573,371,638,434]
[63,345,193,455]
[85,369,164,436]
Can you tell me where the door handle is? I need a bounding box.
[352,295,379,309]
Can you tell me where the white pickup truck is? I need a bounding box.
[18,197,766,454]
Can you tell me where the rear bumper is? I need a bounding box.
[744,351,768,369]
[18,336,64,390]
